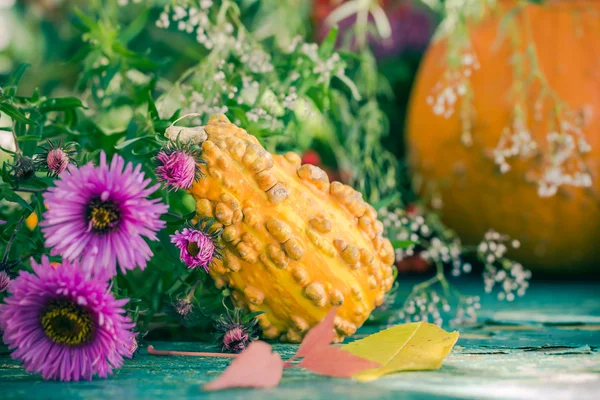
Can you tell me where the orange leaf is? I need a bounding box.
[285,308,337,365]
[285,307,380,377]
[203,341,283,391]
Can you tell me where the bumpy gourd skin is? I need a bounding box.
[190,115,395,342]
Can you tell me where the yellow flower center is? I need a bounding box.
[40,299,94,346]
[87,198,120,232]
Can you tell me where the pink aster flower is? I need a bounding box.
[0,256,135,381]
[40,152,168,278]
[171,219,222,271]
[155,145,204,191]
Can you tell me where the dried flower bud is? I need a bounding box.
[173,299,194,319]
[165,125,207,145]
[11,155,36,182]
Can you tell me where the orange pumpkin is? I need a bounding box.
[407,0,600,272]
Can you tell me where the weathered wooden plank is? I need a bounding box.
[1,279,599,399]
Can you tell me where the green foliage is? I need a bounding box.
[0,0,401,339]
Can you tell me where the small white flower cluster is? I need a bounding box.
[397,290,449,326]
[478,230,531,301]
[420,237,462,275]
[537,118,592,197]
[118,0,143,6]
[157,0,271,73]
[490,105,593,197]
[379,208,420,242]
[300,43,345,84]
[450,295,481,326]
[281,87,298,111]
[381,206,528,325]
[427,52,479,119]
[493,116,537,174]
[186,88,229,117]
[154,0,346,132]
[382,208,466,276]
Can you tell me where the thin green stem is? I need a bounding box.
[2,216,24,263]
[11,121,20,154]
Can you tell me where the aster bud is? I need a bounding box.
[155,144,205,191]
[214,308,260,354]
[35,140,77,177]
[222,326,250,353]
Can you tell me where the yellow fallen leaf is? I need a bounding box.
[341,322,459,382]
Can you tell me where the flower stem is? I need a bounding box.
[2,216,24,263]
[147,345,238,358]
[11,121,20,154]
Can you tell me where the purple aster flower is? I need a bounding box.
[214,308,260,354]
[171,219,222,271]
[155,144,204,191]
[40,152,168,278]
[34,139,77,177]
[0,256,135,381]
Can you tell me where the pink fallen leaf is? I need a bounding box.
[298,346,380,378]
[285,307,337,366]
[203,341,283,391]
[284,307,380,377]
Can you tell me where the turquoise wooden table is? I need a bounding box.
[1,279,599,399]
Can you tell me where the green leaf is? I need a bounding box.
[112,43,159,69]
[38,97,85,112]
[0,144,16,155]
[372,193,400,210]
[0,184,33,211]
[241,311,265,324]
[319,26,339,58]
[118,9,150,43]
[147,90,159,120]
[15,135,45,142]
[0,103,35,124]
[114,135,156,150]
[390,240,416,249]
[6,64,30,88]
[73,7,99,32]
[335,72,362,101]
[31,88,40,103]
